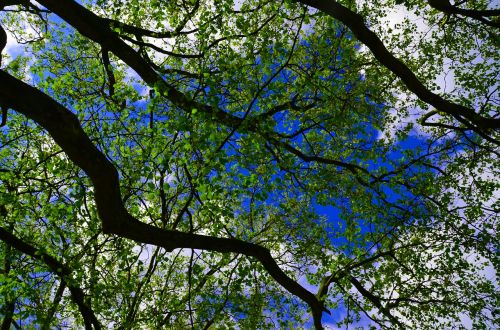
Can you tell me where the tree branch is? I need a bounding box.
[0,69,329,329]
[296,0,500,137]
[35,0,242,128]
[33,0,379,180]
[427,0,500,28]
[0,226,102,330]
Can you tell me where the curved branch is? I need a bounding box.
[296,0,500,136]
[319,269,402,326]
[103,19,196,39]
[0,69,329,329]
[33,0,376,180]
[0,226,101,330]
[35,0,241,127]
[427,0,500,28]
[345,275,403,326]
[103,0,200,38]
[119,33,203,58]
[267,135,370,176]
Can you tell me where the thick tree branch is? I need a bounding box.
[1,225,15,330]
[35,0,241,127]
[0,24,6,66]
[33,0,386,179]
[428,0,500,28]
[0,69,328,329]
[296,0,500,136]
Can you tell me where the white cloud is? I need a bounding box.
[2,27,23,64]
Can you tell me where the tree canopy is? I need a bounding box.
[0,0,498,329]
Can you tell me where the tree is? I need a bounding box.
[0,0,498,328]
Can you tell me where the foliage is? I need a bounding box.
[0,0,498,329]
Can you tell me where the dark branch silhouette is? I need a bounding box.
[297,0,500,137]
[0,69,328,329]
